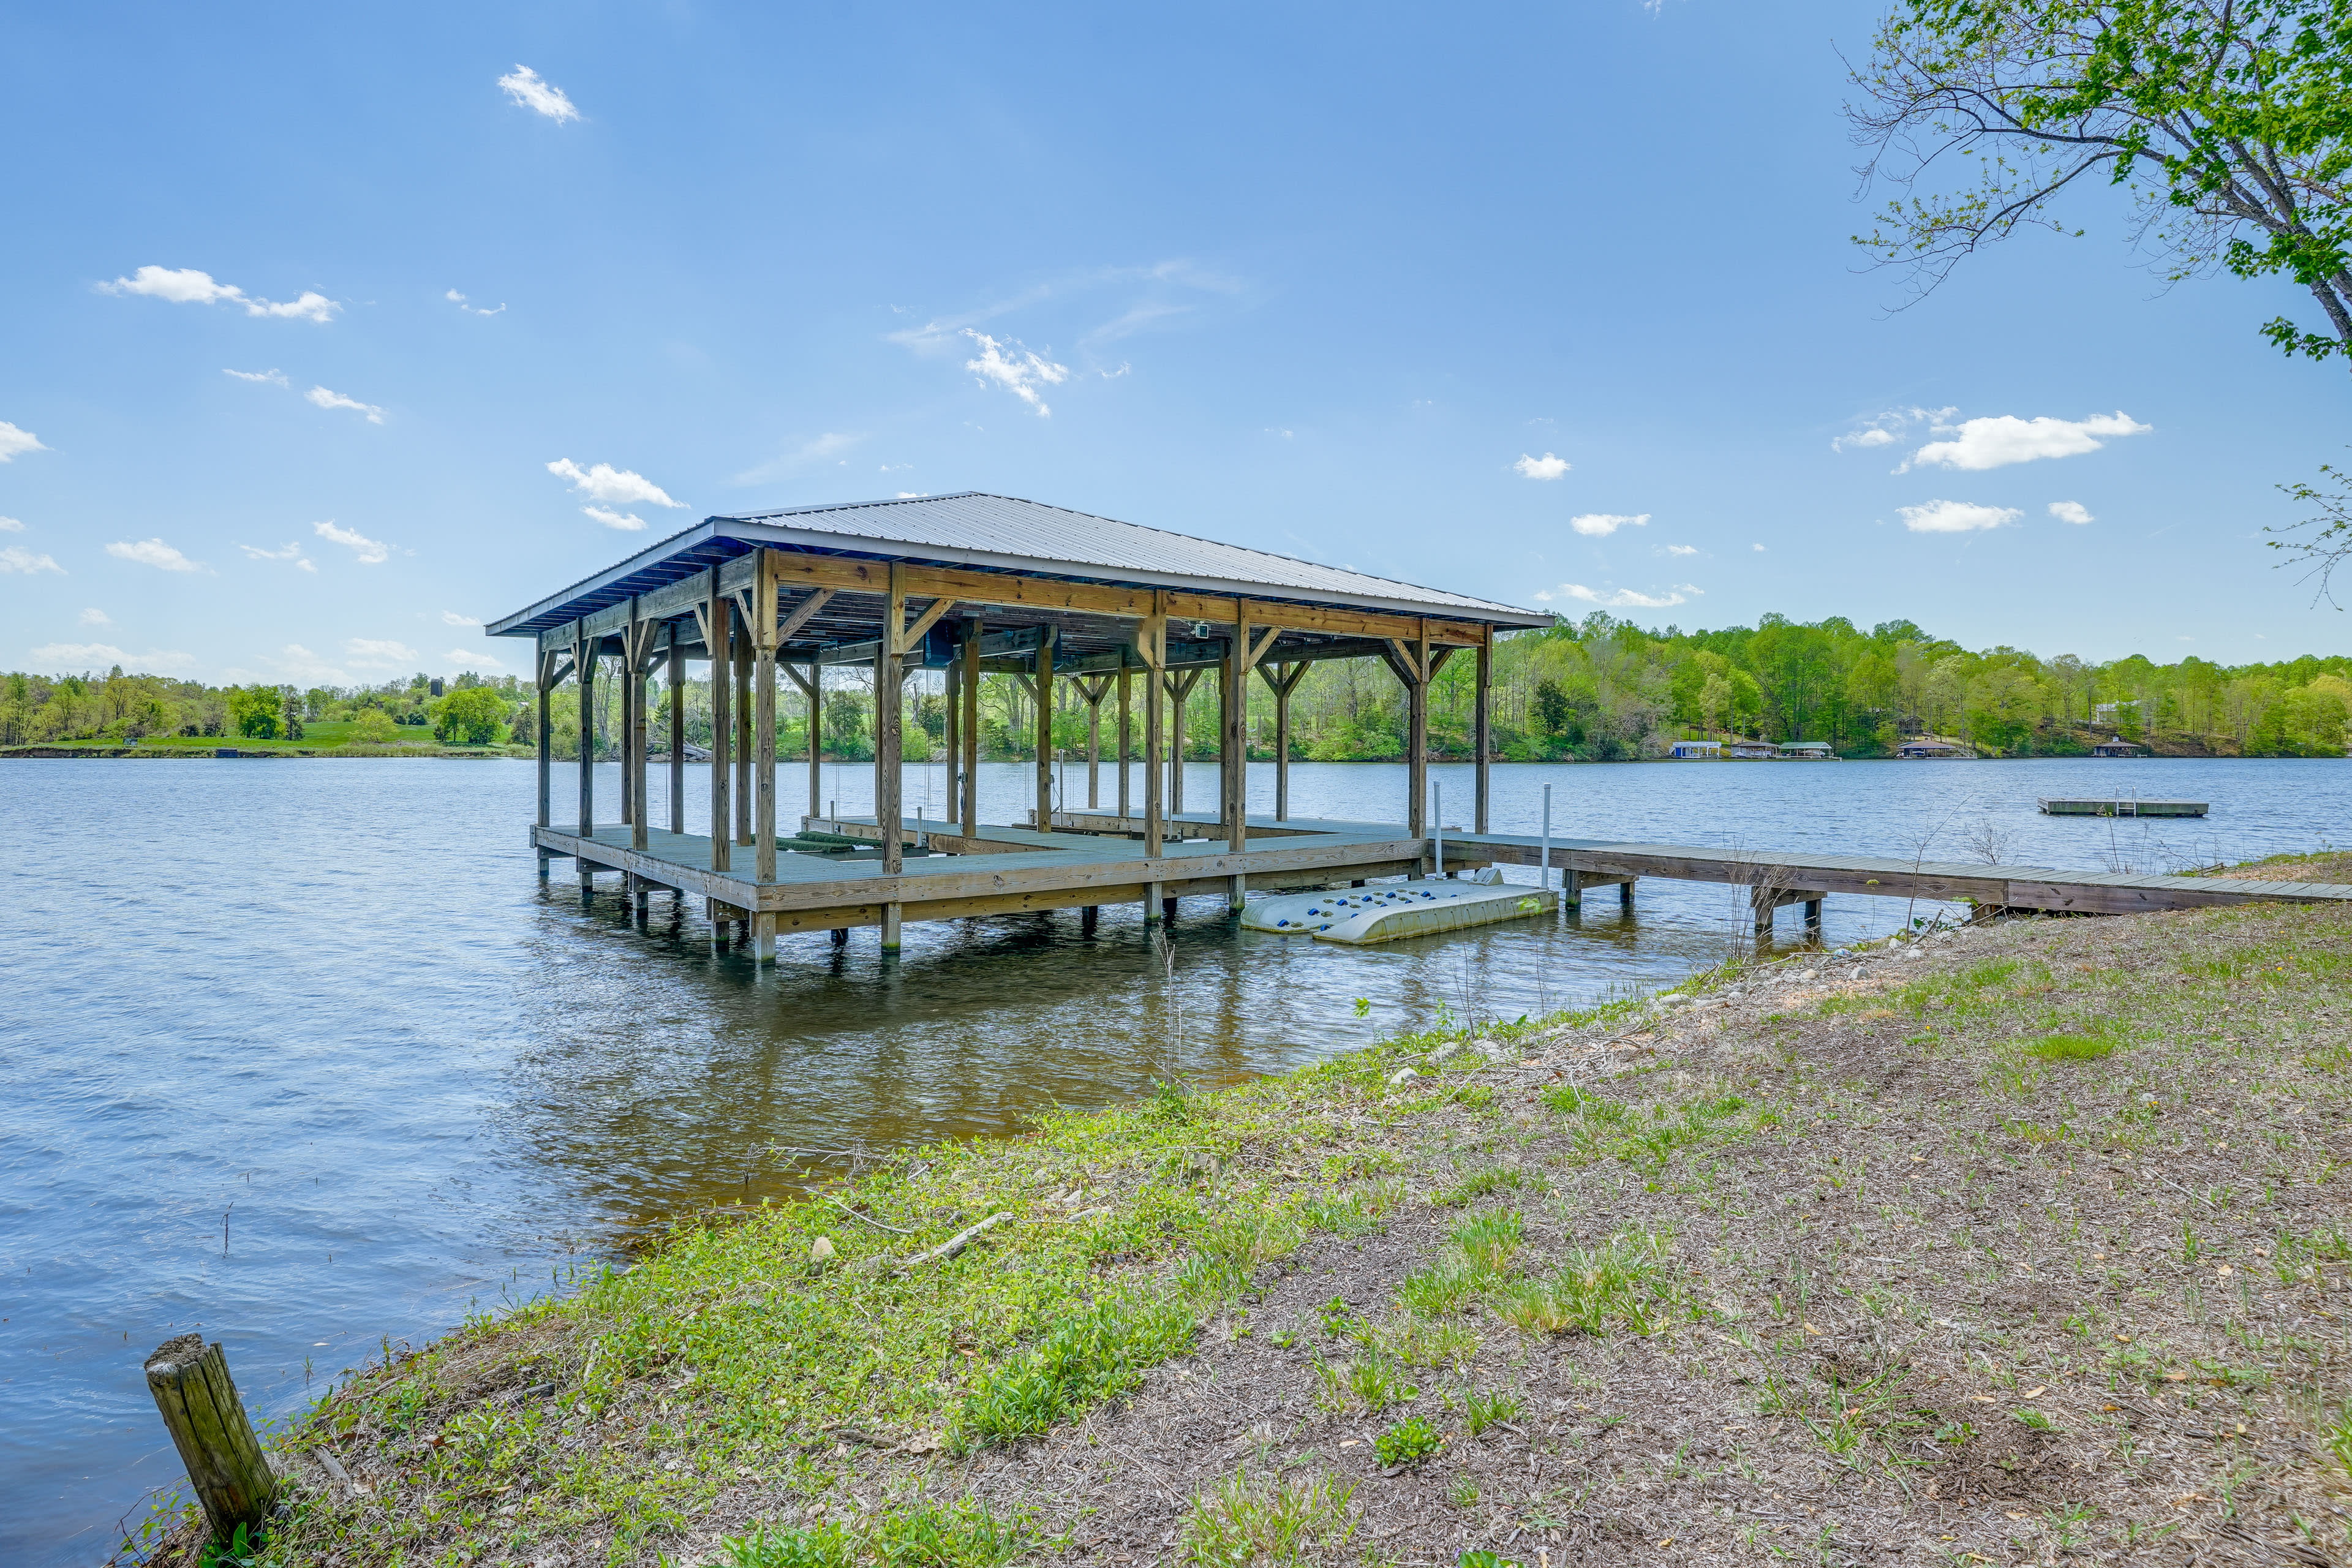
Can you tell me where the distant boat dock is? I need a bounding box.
[2038,797,2209,818]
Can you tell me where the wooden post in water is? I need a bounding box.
[707,590,733,875]
[667,627,685,836]
[733,617,753,848]
[575,627,595,879]
[943,657,960,832]
[876,566,907,950]
[804,662,823,827]
[1223,611,1250,910]
[145,1335,277,1545]
[1117,665,1131,823]
[959,619,981,837]
[1473,625,1493,835]
[1032,628,1055,833]
[629,620,651,854]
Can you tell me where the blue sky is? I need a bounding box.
[1,0,2343,685]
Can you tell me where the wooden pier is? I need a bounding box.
[490,493,1548,959]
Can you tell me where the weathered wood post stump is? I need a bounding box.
[145,1333,277,1542]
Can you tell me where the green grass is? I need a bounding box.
[1180,1469,1357,1567]
[718,1498,1038,1568]
[2028,1032,2119,1061]
[1374,1415,1443,1467]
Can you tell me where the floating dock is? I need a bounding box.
[2038,797,2208,817]
[1240,878,1556,943]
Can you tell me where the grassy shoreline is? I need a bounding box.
[136,899,2352,1567]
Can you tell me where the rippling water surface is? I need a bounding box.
[5,754,2343,1563]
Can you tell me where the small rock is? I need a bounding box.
[810,1236,836,1264]
[1388,1066,1421,1087]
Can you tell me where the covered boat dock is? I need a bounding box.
[486,493,1550,960]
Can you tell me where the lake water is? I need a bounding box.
[5,755,2344,1563]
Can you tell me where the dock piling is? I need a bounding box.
[145,1334,277,1546]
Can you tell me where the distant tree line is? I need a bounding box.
[7,611,2347,760]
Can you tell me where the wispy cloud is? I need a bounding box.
[313,520,389,564]
[2049,500,2094,524]
[0,516,21,532]
[1534,582,1689,609]
[548,458,682,508]
[260,643,347,684]
[498,65,579,123]
[1831,405,1953,453]
[1,546,64,575]
[444,646,504,669]
[344,637,420,670]
[962,330,1068,417]
[441,610,483,627]
[224,367,289,386]
[28,641,194,672]
[582,505,649,531]
[78,608,111,626]
[239,541,318,572]
[1898,499,2023,533]
[1513,453,1570,481]
[446,289,505,317]
[103,265,337,323]
[1905,412,2149,472]
[734,431,862,486]
[106,538,205,572]
[306,385,384,423]
[0,421,48,462]
[1664,543,1698,556]
[1570,512,1649,537]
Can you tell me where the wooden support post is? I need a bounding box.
[630,624,650,854]
[707,590,733,873]
[1804,897,1823,933]
[1408,619,1430,850]
[1082,677,1104,809]
[1117,666,1132,823]
[1620,879,1635,908]
[1752,886,1773,941]
[535,650,554,830]
[1564,868,1583,907]
[145,1335,277,1545]
[1081,904,1098,933]
[805,662,822,827]
[1224,611,1249,910]
[959,620,981,837]
[1474,626,1493,835]
[883,902,902,950]
[1141,598,1166,865]
[878,563,905,886]
[754,553,778,892]
[576,628,595,839]
[617,636,633,832]
[733,618,753,847]
[1032,628,1055,832]
[753,910,777,962]
[667,629,685,835]
[943,658,960,835]
[1167,669,1189,820]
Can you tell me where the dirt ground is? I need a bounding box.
[681,903,2352,1567]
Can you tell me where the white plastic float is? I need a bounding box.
[1241,870,1558,944]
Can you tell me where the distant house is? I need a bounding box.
[1726,739,1777,760]
[1897,737,1964,760]
[1669,739,1721,760]
[2090,736,2146,757]
[1774,741,1834,760]
[2092,700,2142,726]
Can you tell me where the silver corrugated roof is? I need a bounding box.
[714,493,1537,617]
[489,491,1549,637]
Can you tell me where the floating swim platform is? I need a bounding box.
[1242,878,1557,944]
[2038,798,2209,818]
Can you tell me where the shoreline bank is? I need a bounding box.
[132,891,2352,1567]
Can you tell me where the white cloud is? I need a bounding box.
[78,608,111,626]
[962,329,1068,417]
[445,289,505,317]
[1906,411,2150,472]
[894,491,924,499]
[547,458,683,508]
[1,546,64,575]
[306,385,384,423]
[224,368,288,386]
[733,432,862,486]
[2048,500,2095,524]
[1753,543,1766,551]
[239,541,317,571]
[582,505,649,530]
[344,637,420,670]
[1664,543,1698,556]
[29,641,194,671]
[0,515,21,531]
[104,266,337,323]
[499,65,579,123]
[1831,404,1954,453]
[106,538,204,572]
[444,647,503,669]
[313,519,388,564]
[0,421,48,462]
[1898,499,2024,533]
[1534,582,1689,609]
[1265,428,1294,439]
[1569,512,1649,537]
[1513,452,1570,481]
[441,610,483,627]
[260,643,347,683]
